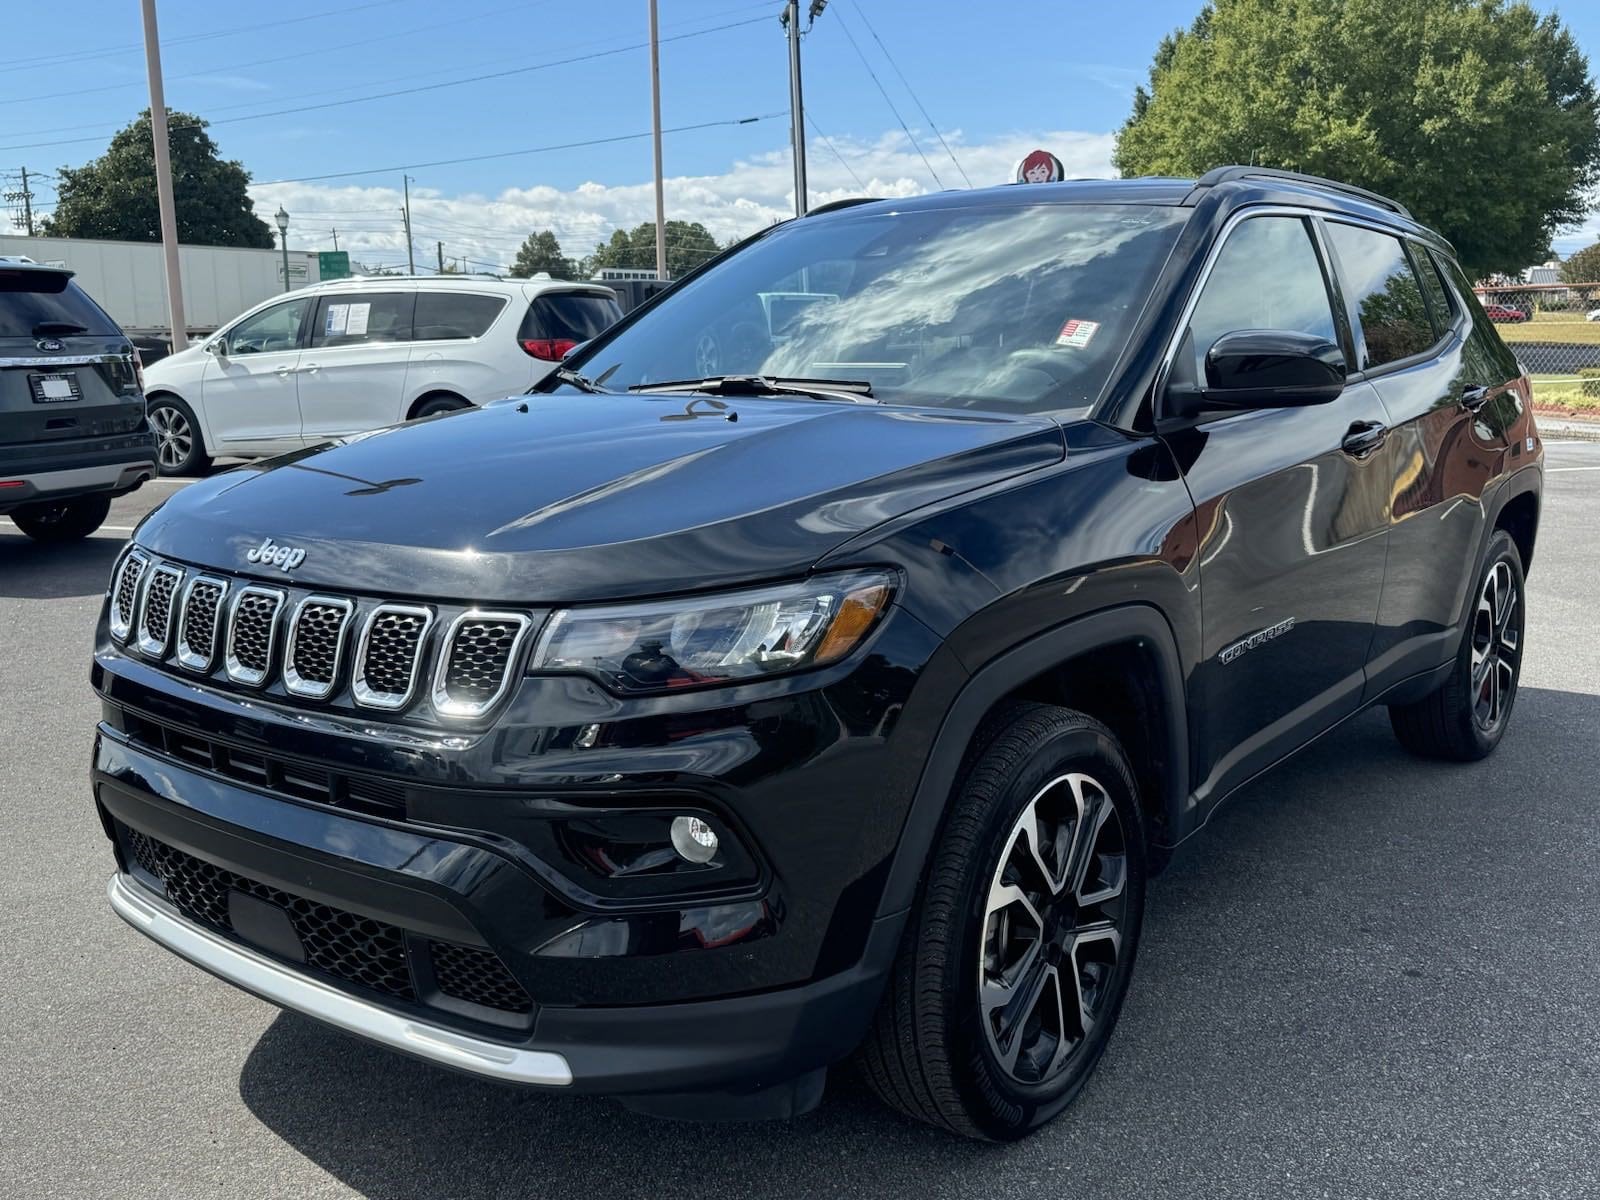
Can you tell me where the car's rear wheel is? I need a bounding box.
[8,494,112,543]
[146,394,211,477]
[858,702,1146,1140]
[1389,529,1525,760]
[411,394,471,419]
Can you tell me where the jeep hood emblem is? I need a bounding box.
[246,537,306,572]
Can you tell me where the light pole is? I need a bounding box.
[275,207,290,292]
[782,0,828,218]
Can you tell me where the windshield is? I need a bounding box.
[576,202,1187,413]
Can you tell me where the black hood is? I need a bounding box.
[134,392,1063,603]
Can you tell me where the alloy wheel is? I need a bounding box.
[1470,559,1520,732]
[149,404,193,471]
[978,772,1128,1086]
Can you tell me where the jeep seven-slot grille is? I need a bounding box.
[119,824,534,1016]
[114,554,534,719]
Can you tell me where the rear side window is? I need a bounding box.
[0,270,120,338]
[1187,216,1338,371]
[1325,223,1435,370]
[413,292,507,340]
[519,292,622,343]
[310,292,414,348]
[1410,248,1456,336]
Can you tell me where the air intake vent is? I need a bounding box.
[353,604,434,710]
[432,611,533,718]
[136,563,184,657]
[109,551,149,642]
[176,576,228,672]
[283,596,354,699]
[225,586,285,686]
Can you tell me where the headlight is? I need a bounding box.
[530,570,894,694]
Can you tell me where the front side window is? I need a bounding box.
[223,297,310,355]
[310,293,414,348]
[1186,215,1339,376]
[573,204,1189,414]
[1326,223,1436,369]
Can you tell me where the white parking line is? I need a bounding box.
[1547,465,1600,473]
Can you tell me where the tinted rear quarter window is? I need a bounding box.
[310,292,414,348]
[519,292,623,342]
[0,270,120,338]
[1325,223,1435,369]
[413,292,507,340]
[1410,248,1456,336]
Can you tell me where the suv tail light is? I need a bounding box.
[520,338,578,362]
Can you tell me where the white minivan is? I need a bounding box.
[141,276,622,475]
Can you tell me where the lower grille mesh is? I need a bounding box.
[432,941,534,1014]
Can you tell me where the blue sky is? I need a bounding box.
[2,0,1597,270]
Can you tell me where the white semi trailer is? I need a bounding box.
[0,233,323,340]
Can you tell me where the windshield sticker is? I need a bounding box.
[345,302,371,336]
[324,304,349,337]
[1056,318,1099,349]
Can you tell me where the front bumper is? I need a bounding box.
[109,872,574,1085]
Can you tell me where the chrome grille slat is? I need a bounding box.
[284,596,355,700]
[135,563,185,658]
[175,576,229,672]
[109,551,149,642]
[432,611,533,719]
[352,604,434,711]
[224,586,286,687]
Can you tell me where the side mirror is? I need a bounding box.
[206,339,226,358]
[1168,329,1345,417]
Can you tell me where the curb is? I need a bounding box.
[1535,415,1600,443]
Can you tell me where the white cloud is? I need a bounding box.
[249,128,1117,273]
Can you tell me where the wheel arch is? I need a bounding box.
[1492,477,1539,576]
[143,387,212,459]
[405,389,472,420]
[877,604,1190,919]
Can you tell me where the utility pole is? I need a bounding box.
[648,0,668,281]
[331,228,338,251]
[401,175,415,274]
[436,241,444,274]
[784,0,809,217]
[139,0,188,350]
[3,167,36,236]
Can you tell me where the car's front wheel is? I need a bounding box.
[859,702,1146,1140]
[146,394,212,477]
[1389,529,1526,760]
[8,494,112,543]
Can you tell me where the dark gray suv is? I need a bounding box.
[0,260,155,542]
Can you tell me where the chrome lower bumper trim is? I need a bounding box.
[107,873,573,1087]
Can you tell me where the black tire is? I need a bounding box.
[146,393,212,477]
[859,702,1147,1140]
[9,493,111,543]
[411,394,471,419]
[1389,529,1525,761]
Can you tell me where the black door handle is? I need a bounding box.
[1460,385,1491,412]
[1341,420,1388,458]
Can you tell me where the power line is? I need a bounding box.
[828,6,943,190]
[0,16,774,155]
[849,1,970,187]
[805,114,867,190]
[252,113,784,184]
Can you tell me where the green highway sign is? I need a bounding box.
[318,251,352,281]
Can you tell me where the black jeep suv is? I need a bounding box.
[91,169,1541,1140]
[2,260,155,541]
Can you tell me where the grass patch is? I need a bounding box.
[1528,374,1600,412]
[1496,314,1600,344]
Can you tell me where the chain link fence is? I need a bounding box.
[1473,281,1600,417]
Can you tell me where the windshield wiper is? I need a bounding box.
[628,375,876,403]
[33,320,88,335]
[546,365,610,394]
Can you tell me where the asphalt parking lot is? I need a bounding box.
[3,442,1598,1200]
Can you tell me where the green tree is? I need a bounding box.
[1113,0,1600,278]
[585,220,723,277]
[509,230,575,278]
[44,109,273,248]
[1560,242,1600,284]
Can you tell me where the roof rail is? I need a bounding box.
[805,197,881,217]
[1189,166,1410,218]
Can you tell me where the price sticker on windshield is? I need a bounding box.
[1056,319,1099,349]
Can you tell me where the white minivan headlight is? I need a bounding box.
[530,571,894,694]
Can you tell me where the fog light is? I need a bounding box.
[670,815,719,864]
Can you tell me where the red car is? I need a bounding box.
[1482,302,1528,322]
